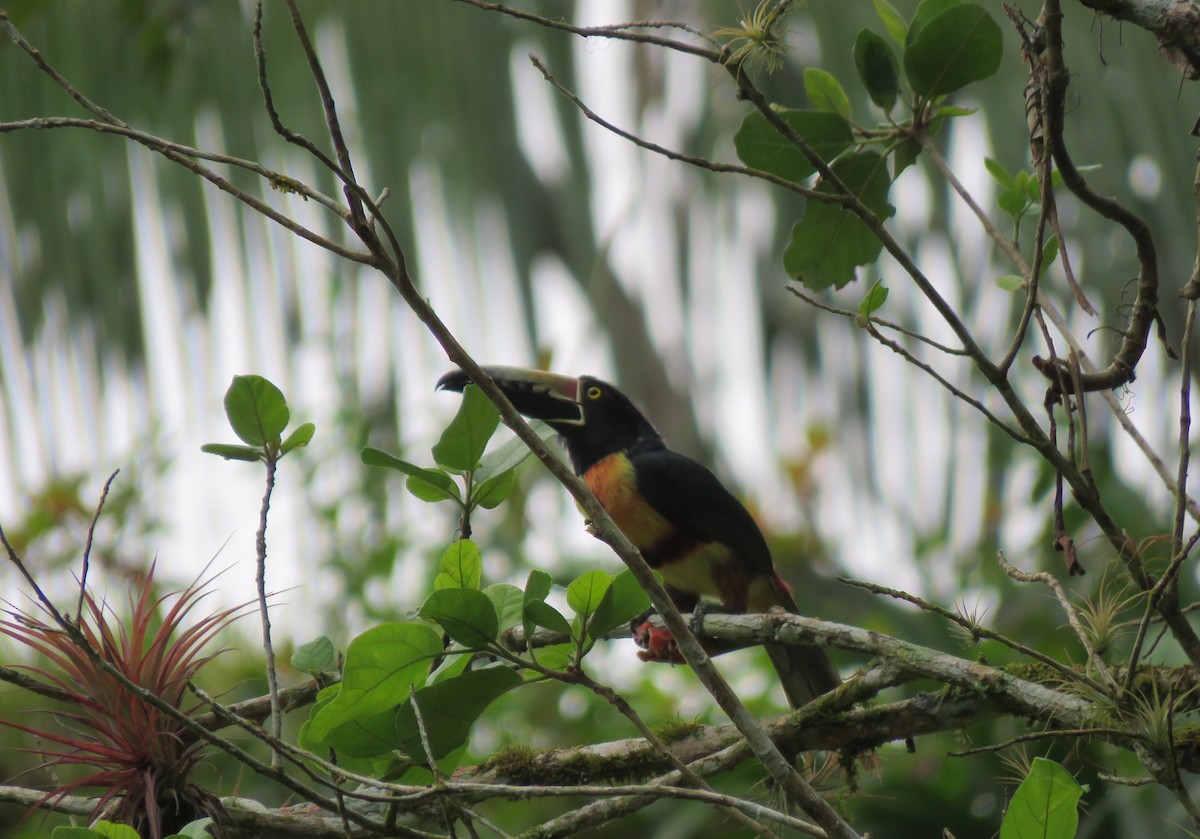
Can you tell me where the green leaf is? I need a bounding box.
[476,420,557,483]
[474,468,517,509]
[804,68,851,119]
[567,569,612,619]
[783,152,896,289]
[523,568,558,644]
[438,539,482,589]
[995,274,1025,292]
[292,635,337,673]
[733,109,854,183]
[892,137,922,177]
[433,384,501,472]
[874,0,909,44]
[934,105,977,118]
[907,0,961,47]
[997,187,1030,217]
[394,667,523,762]
[1000,757,1084,839]
[420,588,499,647]
[904,3,1003,97]
[307,622,442,742]
[170,818,215,839]
[524,600,572,635]
[984,157,1016,190]
[587,570,651,640]
[223,374,289,448]
[200,443,263,462]
[1039,235,1060,278]
[55,823,140,839]
[361,447,462,504]
[525,569,554,604]
[858,280,890,317]
[307,705,403,758]
[853,30,900,111]
[280,421,315,455]
[485,582,526,632]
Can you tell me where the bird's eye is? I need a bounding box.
[586,386,602,400]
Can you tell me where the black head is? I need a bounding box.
[436,366,663,474]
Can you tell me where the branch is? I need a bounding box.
[1075,0,1200,78]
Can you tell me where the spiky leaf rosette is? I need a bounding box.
[1,563,244,838]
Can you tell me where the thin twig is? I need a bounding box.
[948,726,1137,757]
[255,456,283,765]
[996,553,1119,691]
[528,55,830,203]
[838,576,1107,693]
[75,469,119,623]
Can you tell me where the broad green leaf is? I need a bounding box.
[587,570,651,640]
[530,642,574,673]
[1039,235,1060,278]
[995,274,1025,292]
[200,443,263,462]
[934,105,977,118]
[438,539,482,589]
[223,374,289,447]
[407,471,461,504]
[474,468,517,509]
[858,280,890,317]
[361,447,461,504]
[525,569,554,603]
[280,421,315,455]
[904,3,1002,97]
[170,819,215,839]
[804,68,851,119]
[308,705,401,758]
[433,384,500,472]
[394,667,523,762]
[874,0,909,44]
[1000,757,1084,839]
[71,823,139,839]
[892,137,922,177]
[997,187,1030,217]
[853,30,900,111]
[984,157,1016,189]
[906,0,961,48]
[475,420,557,483]
[525,600,572,635]
[734,109,854,183]
[420,587,499,647]
[307,622,442,741]
[524,568,557,645]
[567,569,612,618]
[783,152,895,289]
[52,830,105,839]
[429,650,473,684]
[292,635,337,673]
[485,582,526,632]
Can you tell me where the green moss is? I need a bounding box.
[651,716,706,743]
[480,741,664,786]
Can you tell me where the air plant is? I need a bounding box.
[712,0,798,76]
[1,563,245,838]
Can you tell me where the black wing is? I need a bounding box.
[630,447,776,578]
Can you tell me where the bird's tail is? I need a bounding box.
[765,641,842,709]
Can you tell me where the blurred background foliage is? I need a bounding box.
[2,0,1199,836]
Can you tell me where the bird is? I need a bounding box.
[436,365,841,707]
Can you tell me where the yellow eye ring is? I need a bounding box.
[586,386,602,399]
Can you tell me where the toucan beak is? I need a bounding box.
[436,365,584,426]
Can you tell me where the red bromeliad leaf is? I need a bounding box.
[0,562,249,837]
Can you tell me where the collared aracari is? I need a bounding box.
[436,365,841,707]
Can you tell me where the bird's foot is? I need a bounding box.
[632,620,686,664]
